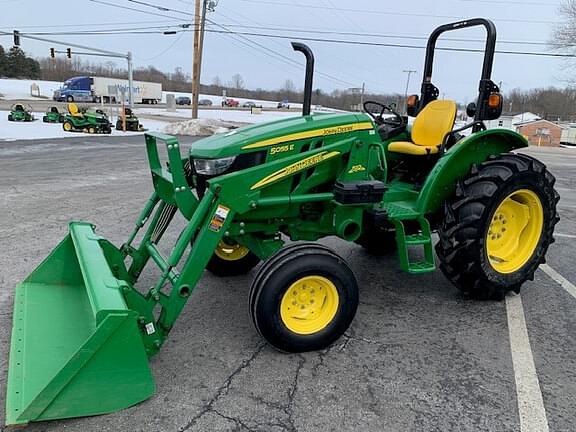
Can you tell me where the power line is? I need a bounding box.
[31,26,573,59]
[205,23,553,47]
[237,0,560,25]
[86,0,184,21]
[203,28,576,58]
[204,18,356,87]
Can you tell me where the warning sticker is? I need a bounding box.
[209,205,230,232]
[145,322,155,335]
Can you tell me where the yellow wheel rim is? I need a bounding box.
[280,276,339,335]
[214,241,250,261]
[486,189,544,274]
[63,122,72,131]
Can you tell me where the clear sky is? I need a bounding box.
[0,0,568,102]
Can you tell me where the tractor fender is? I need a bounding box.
[416,129,528,215]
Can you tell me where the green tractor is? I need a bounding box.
[62,103,112,134]
[8,103,34,122]
[5,19,559,426]
[116,107,143,131]
[42,106,65,123]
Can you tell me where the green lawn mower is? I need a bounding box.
[42,106,65,123]
[62,103,112,134]
[116,107,143,131]
[8,103,34,122]
[6,18,559,426]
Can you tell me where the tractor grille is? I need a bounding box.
[191,151,266,198]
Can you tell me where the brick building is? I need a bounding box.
[516,119,565,147]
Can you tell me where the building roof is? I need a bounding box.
[515,118,567,129]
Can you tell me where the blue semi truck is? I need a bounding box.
[53,76,162,104]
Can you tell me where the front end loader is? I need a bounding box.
[5,19,559,426]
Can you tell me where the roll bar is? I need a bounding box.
[413,18,502,123]
[291,42,314,116]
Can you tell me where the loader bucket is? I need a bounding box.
[5,222,154,425]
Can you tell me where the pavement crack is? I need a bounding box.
[285,354,305,432]
[178,343,266,432]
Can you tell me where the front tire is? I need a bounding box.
[436,153,559,300]
[249,244,358,352]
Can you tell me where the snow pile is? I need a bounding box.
[163,118,238,136]
[0,79,62,100]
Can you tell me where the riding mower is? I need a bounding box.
[61,103,112,134]
[7,103,34,122]
[42,106,65,123]
[116,107,143,131]
[5,19,559,426]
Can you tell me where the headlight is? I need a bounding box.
[193,156,237,175]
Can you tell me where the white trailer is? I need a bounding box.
[91,77,162,104]
[560,127,576,148]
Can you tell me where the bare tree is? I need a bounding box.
[231,73,244,90]
[552,1,576,50]
[282,79,296,93]
[212,75,223,87]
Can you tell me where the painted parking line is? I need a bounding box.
[555,233,576,239]
[506,294,550,432]
[541,264,576,299]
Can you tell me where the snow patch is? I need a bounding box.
[163,118,237,136]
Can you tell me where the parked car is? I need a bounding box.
[243,101,258,108]
[222,98,239,107]
[176,96,191,105]
[277,100,290,109]
[198,99,213,106]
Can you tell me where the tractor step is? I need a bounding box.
[384,205,436,274]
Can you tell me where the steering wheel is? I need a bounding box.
[363,101,405,127]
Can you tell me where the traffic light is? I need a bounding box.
[50,48,55,58]
[13,30,20,46]
[66,48,72,59]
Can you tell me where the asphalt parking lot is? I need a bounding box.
[0,136,575,432]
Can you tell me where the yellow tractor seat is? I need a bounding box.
[67,102,84,118]
[388,100,457,156]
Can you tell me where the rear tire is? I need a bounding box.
[63,121,73,132]
[66,95,74,102]
[250,244,358,352]
[8,114,13,121]
[206,240,260,276]
[436,153,559,300]
[43,116,48,123]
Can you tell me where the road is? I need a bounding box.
[0,99,301,113]
[0,137,575,431]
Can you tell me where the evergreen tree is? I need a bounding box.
[0,45,5,77]
[6,46,28,78]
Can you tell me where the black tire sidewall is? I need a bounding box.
[476,171,555,286]
[254,253,358,352]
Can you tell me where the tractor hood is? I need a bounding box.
[189,112,374,159]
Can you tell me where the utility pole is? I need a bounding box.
[191,0,217,119]
[403,69,417,113]
[360,82,365,108]
[191,0,202,119]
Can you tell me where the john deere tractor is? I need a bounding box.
[42,106,65,123]
[6,19,559,426]
[116,107,142,131]
[7,103,34,122]
[62,103,112,134]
